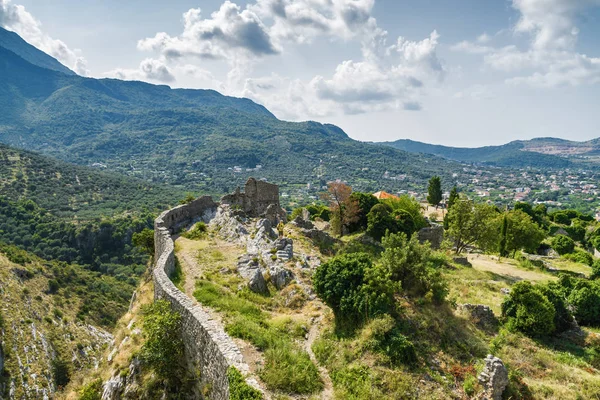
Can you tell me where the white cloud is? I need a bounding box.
[0,0,89,75]
[138,2,278,62]
[107,58,176,83]
[133,0,444,117]
[451,0,600,88]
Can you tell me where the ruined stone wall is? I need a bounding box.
[220,177,280,217]
[153,196,251,400]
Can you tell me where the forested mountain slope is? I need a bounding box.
[0,35,463,195]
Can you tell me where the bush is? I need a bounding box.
[592,260,600,279]
[380,232,448,303]
[539,283,574,333]
[140,300,184,386]
[260,345,323,394]
[366,203,396,241]
[359,316,417,366]
[78,379,103,400]
[502,281,555,337]
[132,228,155,255]
[182,222,207,240]
[51,358,71,389]
[563,248,593,266]
[568,284,600,326]
[227,367,263,400]
[552,235,575,255]
[313,253,396,324]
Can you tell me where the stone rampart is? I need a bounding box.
[153,196,251,400]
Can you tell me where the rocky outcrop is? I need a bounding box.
[101,358,144,400]
[268,265,294,290]
[154,195,260,400]
[478,355,509,400]
[237,254,268,294]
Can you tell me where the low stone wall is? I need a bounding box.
[153,196,250,400]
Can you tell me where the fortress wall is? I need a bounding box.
[153,196,250,400]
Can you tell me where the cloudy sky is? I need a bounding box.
[2,0,600,146]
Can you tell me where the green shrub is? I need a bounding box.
[563,248,593,266]
[182,222,207,240]
[260,345,323,394]
[568,284,600,326]
[380,232,448,303]
[227,367,263,400]
[502,281,555,337]
[78,378,103,400]
[539,283,574,333]
[591,260,600,279]
[140,300,184,386]
[51,358,71,389]
[359,316,417,365]
[463,375,477,397]
[313,253,396,324]
[551,235,575,255]
[132,228,155,255]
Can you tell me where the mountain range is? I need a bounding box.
[0,25,598,201]
[380,137,600,169]
[0,26,463,196]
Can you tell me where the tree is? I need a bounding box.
[321,182,359,236]
[427,176,443,208]
[502,210,546,256]
[498,213,508,258]
[348,192,379,233]
[132,228,155,255]
[446,198,498,254]
[447,186,459,210]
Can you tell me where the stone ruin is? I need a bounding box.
[221,177,286,222]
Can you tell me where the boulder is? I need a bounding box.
[269,265,293,290]
[478,355,509,400]
[453,256,471,267]
[237,254,268,294]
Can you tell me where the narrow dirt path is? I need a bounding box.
[304,319,334,400]
[467,254,555,283]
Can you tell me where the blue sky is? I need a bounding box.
[2,0,600,146]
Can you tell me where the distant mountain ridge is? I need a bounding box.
[0,26,75,75]
[380,137,600,169]
[0,29,461,196]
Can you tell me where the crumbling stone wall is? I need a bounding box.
[153,196,254,400]
[221,177,280,217]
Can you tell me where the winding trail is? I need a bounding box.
[175,231,334,399]
[304,319,334,400]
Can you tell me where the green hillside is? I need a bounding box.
[0,44,462,196]
[0,143,186,219]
